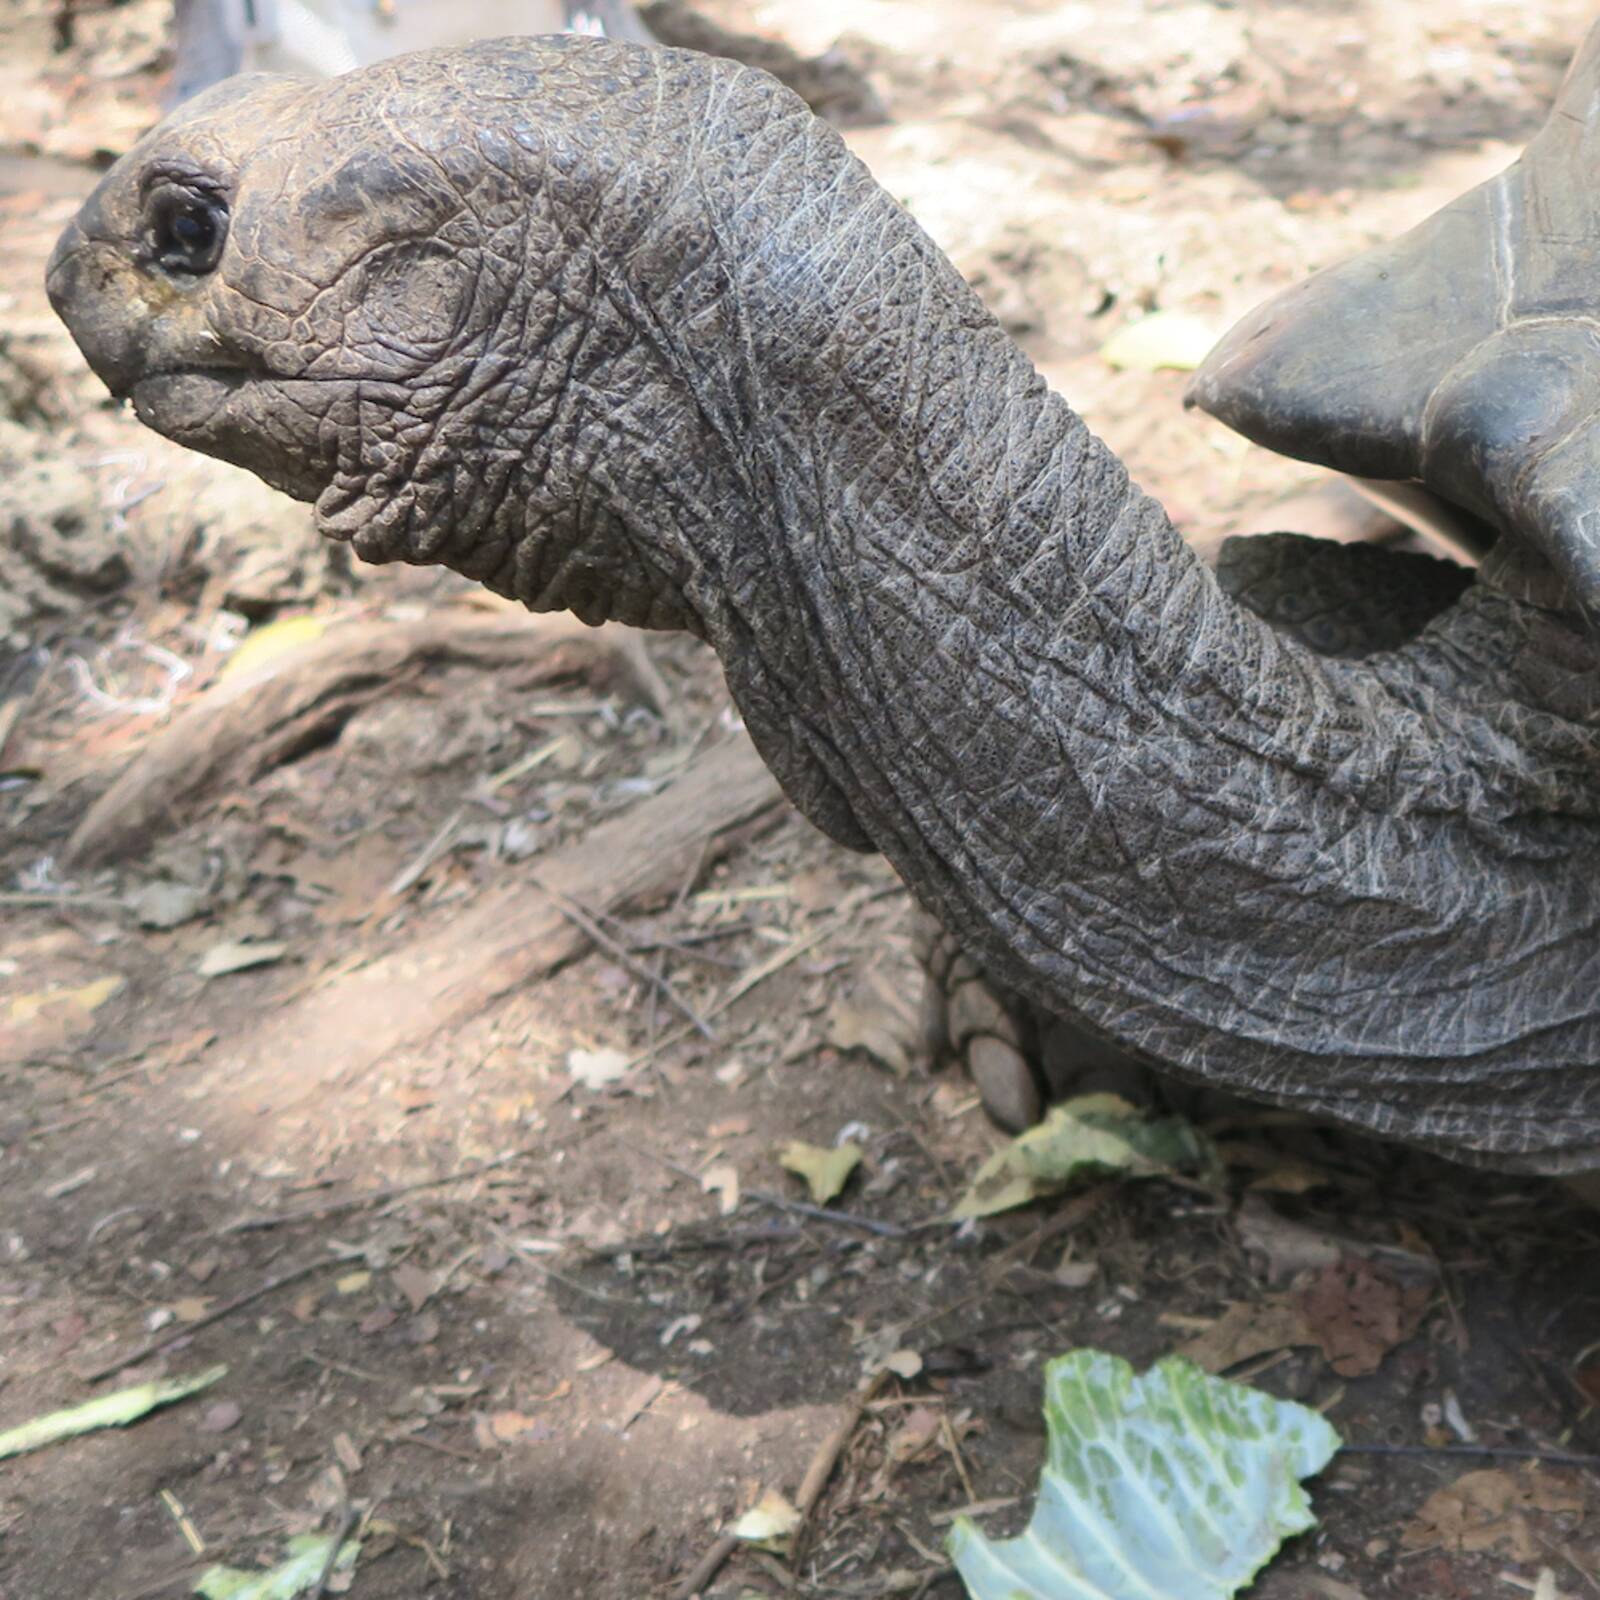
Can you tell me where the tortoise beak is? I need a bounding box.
[1187,17,1600,622]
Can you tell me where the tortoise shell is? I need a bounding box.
[1188,19,1600,624]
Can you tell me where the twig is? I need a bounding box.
[0,890,127,908]
[389,1431,479,1463]
[985,1184,1113,1276]
[627,884,903,1074]
[387,808,464,897]
[82,1255,345,1382]
[533,878,715,1040]
[670,1532,739,1600]
[159,1488,205,1555]
[219,1146,534,1234]
[311,1503,359,1600]
[672,1369,892,1598]
[796,1369,892,1526]
[628,1139,911,1238]
[1340,1442,1600,1468]
[747,1188,908,1239]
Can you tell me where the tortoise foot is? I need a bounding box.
[911,908,1154,1131]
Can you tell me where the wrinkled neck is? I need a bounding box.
[608,107,1600,1169]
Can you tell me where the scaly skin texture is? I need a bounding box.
[46,38,1600,1172]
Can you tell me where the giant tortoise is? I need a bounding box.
[44,23,1600,1174]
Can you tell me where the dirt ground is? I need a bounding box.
[3,2,1600,1597]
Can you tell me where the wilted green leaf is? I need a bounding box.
[950,1350,1341,1599]
[779,1140,863,1205]
[952,1094,1211,1219]
[0,1366,226,1462]
[195,1532,360,1599]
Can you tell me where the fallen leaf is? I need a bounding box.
[391,1263,437,1314]
[1099,310,1218,371]
[731,1489,802,1548]
[1575,1362,1600,1408]
[335,1272,371,1296]
[7,974,124,1024]
[826,998,912,1076]
[195,1530,358,1600]
[778,1140,863,1205]
[1235,1196,1343,1282]
[949,1350,1340,1598]
[700,1163,740,1215]
[333,1432,363,1473]
[489,1410,541,1441]
[883,1348,924,1380]
[171,1297,212,1324]
[1295,1257,1430,1377]
[886,1406,944,1464]
[218,615,329,684]
[0,1366,226,1462]
[566,1046,629,1089]
[1178,1300,1317,1374]
[128,879,209,930]
[953,1096,1211,1219]
[197,941,287,979]
[1402,1467,1585,1563]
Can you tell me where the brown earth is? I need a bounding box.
[2,3,1598,1598]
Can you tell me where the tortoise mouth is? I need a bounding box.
[129,366,248,418]
[130,367,327,502]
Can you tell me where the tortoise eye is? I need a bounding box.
[146,184,228,276]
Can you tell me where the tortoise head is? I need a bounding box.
[1188,19,1600,622]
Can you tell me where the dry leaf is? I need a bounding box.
[883,1348,924,1380]
[489,1410,541,1441]
[1099,309,1218,371]
[1235,1196,1344,1282]
[197,940,287,978]
[218,615,329,683]
[391,1263,437,1314]
[731,1490,802,1547]
[7,974,124,1025]
[335,1272,371,1296]
[1402,1467,1585,1562]
[825,998,912,1076]
[333,1432,363,1473]
[1295,1257,1429,1377]
[1178,1299,1317,1373]
[170,1298,212,1324]
[778,1140,862,1205]
[701,1163,740,1216]
[566,1046,629,1089]
[886,1406,944,1464]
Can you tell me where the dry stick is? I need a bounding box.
[672,1369,892,1600]
[746,1188,910,1239]
[218,1145,535,1236]
[534,877,715,1040]
[311,1502,359,1600]
[82,1255,345,1383]
[1340,1442,1600,1468]
[795,1368,894,1534]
